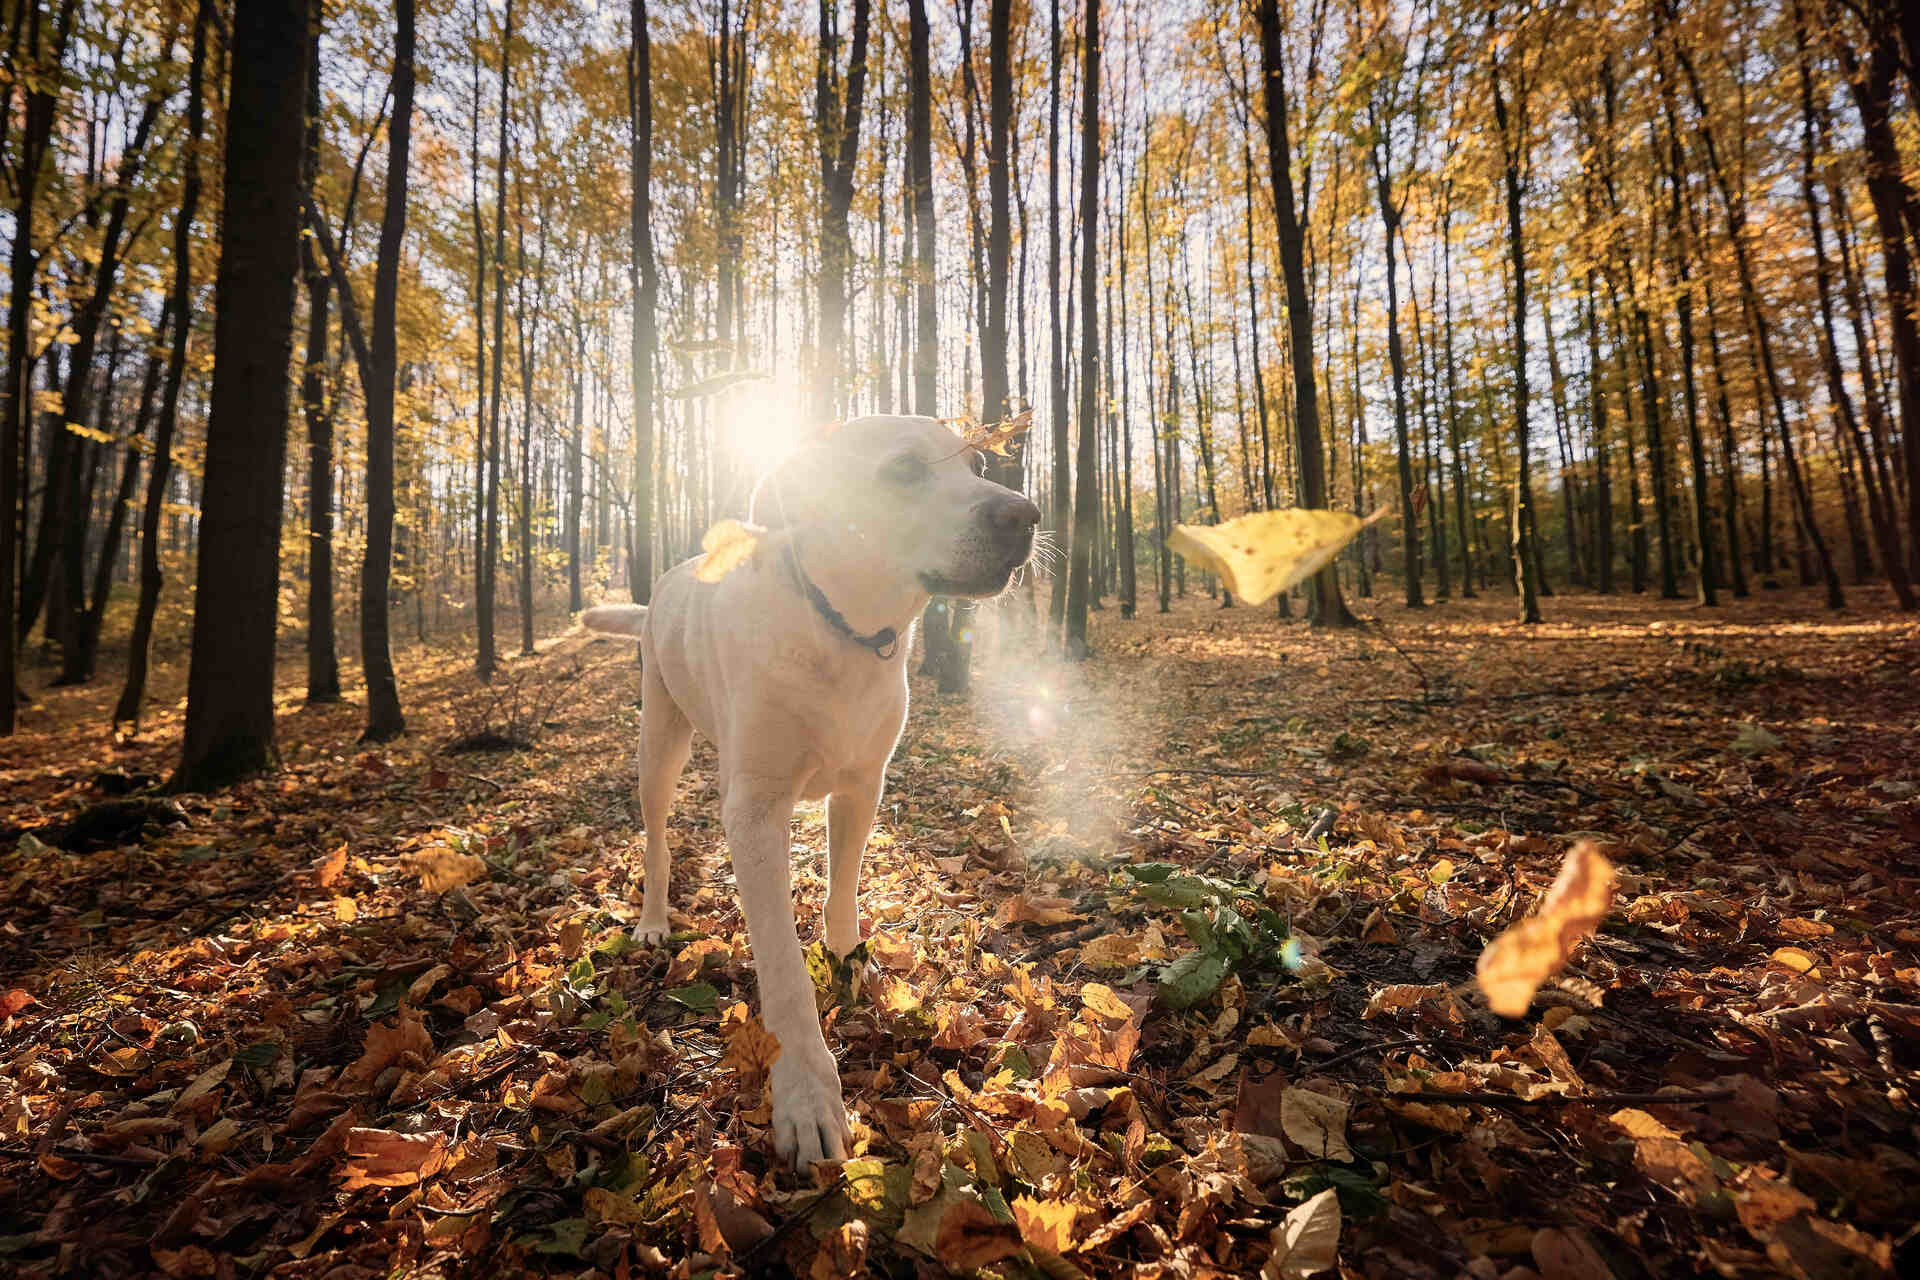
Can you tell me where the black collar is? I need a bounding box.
[786,543,899,659]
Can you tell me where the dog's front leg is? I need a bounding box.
[824,773,883,958]
[723,783,851,1167]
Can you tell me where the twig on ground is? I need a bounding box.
[1304,807,1338,842]
[1395,1088,1735,1109]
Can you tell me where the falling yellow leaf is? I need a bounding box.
[695,519,761,583]
[1476,841,1618,1017]
[1166,507,1390,606]
[403,846,487,893]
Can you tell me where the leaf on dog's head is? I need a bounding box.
[719,1002,782,1079]
[960,407,1034,457]
[695,519,761,583]
[1166,507,1389,606]
[1476,841,1618,1017]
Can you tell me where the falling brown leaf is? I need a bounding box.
[403,845,488,893]
[1476,840,1617,1017]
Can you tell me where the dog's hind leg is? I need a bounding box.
[633,659,692,946]
[824,773,883,958]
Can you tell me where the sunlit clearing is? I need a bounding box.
[722,376,808,471]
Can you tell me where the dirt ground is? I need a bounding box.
[2,583,1916,1278]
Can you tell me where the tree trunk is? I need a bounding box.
[173,0,312,790]
[361,0,414,741]
[1488,46,1541,623]
[300,17,342,705]
[1064,0,1100,658]
[628,0,658,605]
[1658,78,1718,605]
[113,0,204,730]
[1256,0,1353,627]
[812,0,874,423]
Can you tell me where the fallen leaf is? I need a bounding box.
[338,1127,447,1189]
[1476,841,1617,1017]
[934,1198,1023,1270]
[1281,1087,1354,1162]
[811,1219,871,1280]
[1,988,35,1019]
[1263,1187,1341,1279]
[719,1003,782,1079]
[1014,1196,1080,1253]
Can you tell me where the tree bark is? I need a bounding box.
[172,0,313,790]
[361,0,415,740]
[628,0,658,604]
[1256,0,1353,627]
[1064,0,1100,658]
[114,0,204,730]
[300,17,341,705]
[1488,37,1541,624]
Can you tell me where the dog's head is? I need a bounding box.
[750,415,1041,598]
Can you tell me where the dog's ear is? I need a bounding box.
[748,444,839,530]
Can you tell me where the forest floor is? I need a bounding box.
[2,583,1917,1279]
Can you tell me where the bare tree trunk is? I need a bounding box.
[628,0,658,605]
[173,0,313,790]
[811,0,874,422]
[1256,0,1353,627]
[300,18,341,704]
[361,0,415,740]
[1488,41,1541,623]
[113,0,203,730]
[1064,0,1101,658]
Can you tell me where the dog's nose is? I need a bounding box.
[989,494,1042,532]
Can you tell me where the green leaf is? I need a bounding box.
[665,982,718,1012]
[1123,862,1178,884]
[533,1218,590,1256]
[1158,949,1231,1010]
[567,955,597,989]
[234,1041,280,1068]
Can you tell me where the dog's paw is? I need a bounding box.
[631,917,671,947]
[770,1049,850,1168]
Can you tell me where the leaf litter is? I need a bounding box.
[0,588,1916,1277]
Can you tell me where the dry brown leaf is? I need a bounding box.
[403,846,488,893]
[719,1002,782,1079]
[1281,1087,1353,1162]
[1363,982,1451,1020]
[934,1198,1023,1270]
[338,1127,447,1189]
[338,1006,434,1096]
[810,1220,871,1280]
[1262,1187,1341,1279]
[1476,841,1617,1017]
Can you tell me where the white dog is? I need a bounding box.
[583,414,1039,1166]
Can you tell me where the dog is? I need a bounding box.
[582,414,1039,1166]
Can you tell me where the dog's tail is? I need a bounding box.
[581,603,649,637]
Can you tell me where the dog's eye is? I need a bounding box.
[882,454,929,486]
